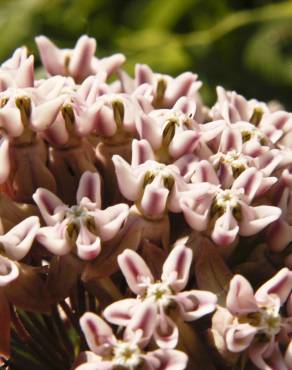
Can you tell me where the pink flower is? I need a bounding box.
[33,171,129,260]
[35,35,125,82]
[219,268,292,370]
[119,63,202,112]
[208,128,282,188]
[103,245,217,349]
[135,97,203,163]
[113,155,188,218]
[0,46,34,89]
[75,306,188,370]
[0,216,40,286]
[180,165,281,245]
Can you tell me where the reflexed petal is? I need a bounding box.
[77,171,101,210]
[96,105,116,137]
[226,275,257,315]
[103,298,138,326]
[97,53,125,76]
[0,108,23,137]
[135,64,154,85]
[33,188,66,225]
[37,224,71,256]
[30,96,64,131]
[69,35,96,81]
[226,323,257,352]
[255,268,292,305]
[154,314,179,349]
[137,115,162,150]
[173,97,196,117]
[161,244,192,292]
[141,184,169,217]
[169,130,200,159]
[239,204,281,237]
[211,207,239,246]
[249,343,283,370]
[118,249,154,295]
[112,155,143,201]
[219,128,242,152]
[131,139,155,166]
[0,256,19,286]
[145,349,188,370]
[190,160,219,185]
[0,216,40,260]
[35,36,64,75]
[124,301,157,348]
[80,312,115,354]
[76,224,101,260]
[93,203,129,241]
[232,168,262,203]
[176,290,217,321]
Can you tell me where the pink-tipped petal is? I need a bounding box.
[30,96,64,131]
[118,249,154,295]
[124,301,157,348]
[211,207,239,246]
[103,299,138,326]
[35,36,64,75]
[169,130,200,159]
[93,203,129,241]
[69,35,96,81]
[146,349,188,370]
[219,128,242,153]
[154,314,179,349]
[176,290,217,321]
[0,216,40,261]
[137,115,162,150]
[112,155,143,201]
[0,108,23,137]
[131,139,155,166]
[77,171,101,210]
[255,268,292,305]
[135,64,154,85]
[80,312,115,354]
[232,168,261,203]
[33,188,66,226]
[141,184,169,217]
[161,244,192,292]
[0,256,19,286]
[226,323,257,352]
[239,204,281,237]
[76,225,101,261]
[95,105,116,137]
[226,275,258,315]
[37,224,71,256]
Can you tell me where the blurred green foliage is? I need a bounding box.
[1,0,292,107]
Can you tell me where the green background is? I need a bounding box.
[2,0,292,108]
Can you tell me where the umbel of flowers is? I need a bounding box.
[0,35,290,370]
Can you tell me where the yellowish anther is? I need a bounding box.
[15,96,31,118]
[163,175,174,191]
[249,107,264,126]
[0,97,8,108]
[62,104,75,125]
[156,79,167,102]
[112,100,124,129]
[143,171,155,188]
[64,55,71,76]
[162,119,177,146]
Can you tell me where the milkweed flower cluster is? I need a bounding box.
[0,35,290,370]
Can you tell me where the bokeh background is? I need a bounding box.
[1,0,292,108]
